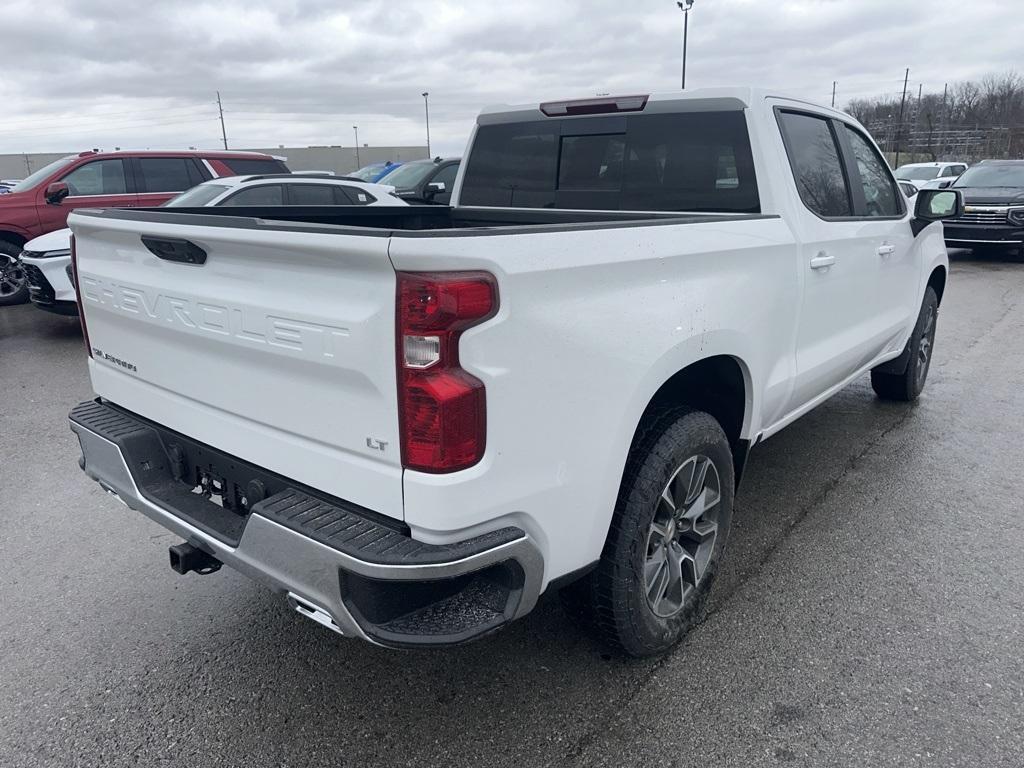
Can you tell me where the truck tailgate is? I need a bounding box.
[70,212,404,520]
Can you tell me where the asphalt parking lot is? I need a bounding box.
[2,250,1023,768]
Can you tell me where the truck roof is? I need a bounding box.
[477,86,854,123]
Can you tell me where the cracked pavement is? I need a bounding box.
[1,250,1022,767]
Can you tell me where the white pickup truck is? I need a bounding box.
[68,88,962,656]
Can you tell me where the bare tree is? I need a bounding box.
[845,71,1023,161]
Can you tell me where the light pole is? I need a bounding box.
[676,0,694,90]
[353,125,360,168]
[422,92,432,157]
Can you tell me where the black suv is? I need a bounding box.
[942,160,1024,252]
[380,157,460,204]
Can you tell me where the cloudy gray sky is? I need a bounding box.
[0,0,1018,157]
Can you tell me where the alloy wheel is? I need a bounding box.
[916,303,937,389]
[643,454,721,618]
[0,255,27,299]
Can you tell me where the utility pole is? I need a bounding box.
[831,81,837,108]
[894,68,910,168]
[353,126,360,168]
[216,91,228,150]
[422,92,432,157]
[676,1,694,89]
[940,82,948,158]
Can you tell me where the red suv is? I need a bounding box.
[0,149,288,304]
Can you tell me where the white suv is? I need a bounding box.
[895,161,968,191]
[19,174,406,314]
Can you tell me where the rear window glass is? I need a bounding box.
[288,184,335,205]
[220,185,284,206]
[460,111,760,213]
[137,158,195,193]
[558,135,626,190]
[165,183,229,207]
[338,186,376,204]
[221,158,289,175]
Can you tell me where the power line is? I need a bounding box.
[0,105,213,131]
[0,117,218,140]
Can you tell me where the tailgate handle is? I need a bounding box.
[141,236,207,265]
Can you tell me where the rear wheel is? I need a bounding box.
[564,408,734,657]
[871,286,938,402]
[0,240,28,306]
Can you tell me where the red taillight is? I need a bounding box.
[396,271,497,473]
[69,234,92,358]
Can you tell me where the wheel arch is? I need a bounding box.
[629,354,753,489]
[0,230,28,249]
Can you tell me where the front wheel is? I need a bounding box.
[568,408,734,657]
[871,286,938,402]
[0,242,29,306]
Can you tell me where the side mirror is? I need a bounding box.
[45,182,70,204]
[936,180,952,189]
[912,189,962,235]
[424,181,446,198]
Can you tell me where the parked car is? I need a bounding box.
[895,161,968,191]
[20,173,405,315]
[351,161,403,182]
[940,159,1024,253]
[379,157,460,204]
[68,88,960,657]
[898,180,919,198]
[0,149,290,306]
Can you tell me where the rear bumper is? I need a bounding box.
[69,399,543,648]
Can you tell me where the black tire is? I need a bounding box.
[564,408,734,657]
[871,286,938,402]
[0,239,29,306]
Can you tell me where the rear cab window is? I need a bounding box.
[776,111,852,218]
[459,110,760,213]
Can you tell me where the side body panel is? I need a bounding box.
[389,216,799,585]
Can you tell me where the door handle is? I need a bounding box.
[141,236,207,265]
[809,252,835,270]
[877,244,896,256]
